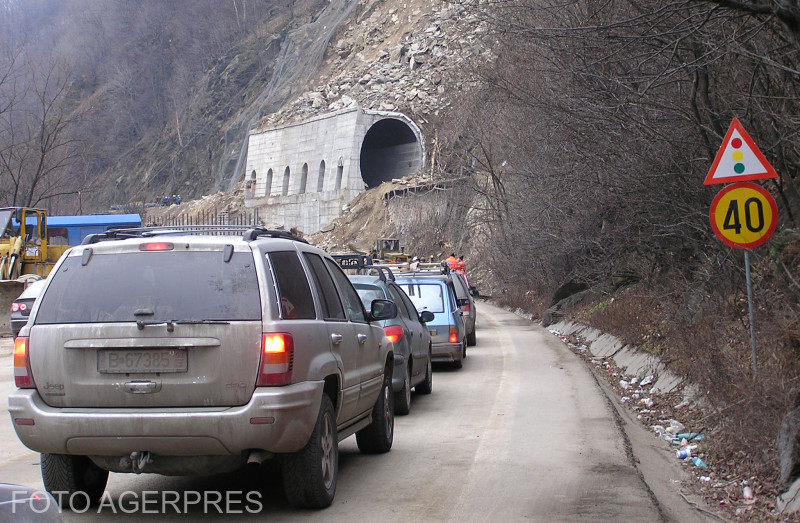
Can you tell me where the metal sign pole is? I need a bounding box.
[744,250,757,375]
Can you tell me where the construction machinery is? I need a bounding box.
[0,208,71,334]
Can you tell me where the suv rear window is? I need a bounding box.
[269,251,316,319]
[398,282,445,313]
[35,251,261,323]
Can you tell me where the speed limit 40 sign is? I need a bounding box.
[710,182,777,249]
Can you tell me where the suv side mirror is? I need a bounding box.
[419,310,435,323]
[369,299,397,321]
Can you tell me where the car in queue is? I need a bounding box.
[9,278,46,338]
[394,271,467,368]
[349,266,434,415]
[450,270,477,346]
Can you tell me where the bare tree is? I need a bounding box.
[0,57,88,208]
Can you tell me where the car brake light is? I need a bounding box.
[13,337,35,389]
[461,304,471,313]
[383,325,404,344]
[139,242,174,251]
[449,326,458,344]
[257,333,294,386]
[11,302,24,312]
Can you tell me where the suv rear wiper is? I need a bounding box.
[136,319,175,331]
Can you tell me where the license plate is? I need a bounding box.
[98,349,187,374]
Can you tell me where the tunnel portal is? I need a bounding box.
[360,118,423,189]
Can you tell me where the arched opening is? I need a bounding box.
[282,166,290,196]
[317,160,326,192]
[335,158,344,190]
[247,170,256,199]
[359,118,423,188]
[300,163,308,194]
[265,168,273,196]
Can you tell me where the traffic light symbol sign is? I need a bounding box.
[704,118,778,185]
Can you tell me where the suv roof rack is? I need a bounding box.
[364,265,395,282]
[382,261,450,275]
[81,225,308,245]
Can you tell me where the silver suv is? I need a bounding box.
[9,227,398,509]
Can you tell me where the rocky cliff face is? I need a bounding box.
[261,0,478,128]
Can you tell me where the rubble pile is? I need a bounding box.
[259,0,487,129]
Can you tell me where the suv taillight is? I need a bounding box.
[13,337,35,389]
[461,303,471,313]
[257,333,294,386]
[449,326,458,344]
[383,325,403,344]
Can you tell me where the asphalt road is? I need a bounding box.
[0,303,719,521]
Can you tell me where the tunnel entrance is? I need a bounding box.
[360,118,423,188]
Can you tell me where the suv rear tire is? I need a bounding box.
[467,328,476,347]
[41,454,108,510]
[281,394,338,508]
[356,368,394,454]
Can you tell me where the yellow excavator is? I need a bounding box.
[0,207,70,333]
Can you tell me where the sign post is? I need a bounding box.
[705,118,778,375]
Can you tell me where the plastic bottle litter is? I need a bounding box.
[676,448,692,459]
[666,420,686,434]
[676,432,704,441]
[640,375,654,386]
[743,486,754,504]
[692,457,708,469]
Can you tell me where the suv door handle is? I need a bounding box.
[331,333,343,345]
[357,333,367,345]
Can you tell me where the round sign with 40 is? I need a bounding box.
[710,182,777,249]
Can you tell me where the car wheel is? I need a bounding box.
[467,327,477,347]
[282,394,338,508]
[41,454,108,510]
[394,365,411,415]
[356,367,394,454]
[416,349,433,395]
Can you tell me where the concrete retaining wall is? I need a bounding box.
[548,319,682,393]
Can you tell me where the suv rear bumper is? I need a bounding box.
[431,341,463,363]
[8,381,324,457]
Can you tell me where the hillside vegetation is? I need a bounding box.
[435,1,800,513]
[3,0,800,517]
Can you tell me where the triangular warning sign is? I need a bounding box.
[704,118,778,185]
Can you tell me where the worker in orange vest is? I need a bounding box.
[445,253,458,270]
[454,255,466,273]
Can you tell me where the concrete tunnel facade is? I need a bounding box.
[244,108,425,234]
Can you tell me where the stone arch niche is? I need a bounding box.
[300,163,308,194]
[359,117,424,189]
[317,160,325,192]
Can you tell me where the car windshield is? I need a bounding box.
[353,283,386,309]
[397,282,444,313]
[35,250,261,323]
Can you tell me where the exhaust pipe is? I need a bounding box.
[247,450,272,466]
[129,451,151,473]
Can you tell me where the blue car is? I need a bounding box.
[394,273,467,369]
